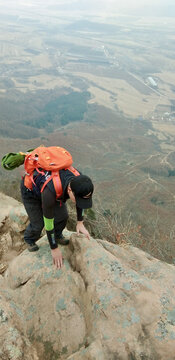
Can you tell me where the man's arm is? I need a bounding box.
[41,188,63,269]
[76,206,90,240]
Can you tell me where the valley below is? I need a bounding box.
[0,2,175,263]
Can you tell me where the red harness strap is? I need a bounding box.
[40,167,80,199]
[52,171,63,199]
[68,166,80,177]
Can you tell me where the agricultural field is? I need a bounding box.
[0,2,175,262]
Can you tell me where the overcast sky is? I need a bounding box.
[99,0,174,6]
[95,0,174,12]
[0,0,174,15]
[0,0,174,7]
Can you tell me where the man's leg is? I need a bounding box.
[24,201,44,245]
[54,202,69,245]
[21,184,44,248]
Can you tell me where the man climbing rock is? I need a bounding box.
[21,171,93,269]
[20,148,94,270]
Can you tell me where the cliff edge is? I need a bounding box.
[0,193,175,360]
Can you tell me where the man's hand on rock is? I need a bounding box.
[76,221,90,240]
[51,248,63,269]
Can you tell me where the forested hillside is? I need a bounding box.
[0,90,90,138]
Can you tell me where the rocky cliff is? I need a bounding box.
[0,193,175,360]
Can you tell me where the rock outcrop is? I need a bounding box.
[0,192,28,273]
[0,194,175,360]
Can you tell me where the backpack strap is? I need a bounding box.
[40,171,63,199]
[68,166,80,176]
[40,167,80,199]
[52,171,63,199]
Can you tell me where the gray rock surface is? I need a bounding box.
[0,193,175,359]
[0,192,28,272]
[0,232,174,359]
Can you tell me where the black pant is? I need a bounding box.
[21,183,68,245]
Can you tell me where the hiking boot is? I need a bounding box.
[27,243,39,252]
[57,235,69,246]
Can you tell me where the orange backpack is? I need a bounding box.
[24,146,79,198]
